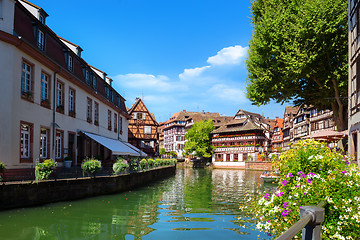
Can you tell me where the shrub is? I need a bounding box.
[35,159,57,181]
[128,158,139,172]
[156,158,164,166]
[0,162,5,181]
[82,158,101,177]
[139,159,148,171]
[113,158,129,174]
[251,140,360,239]
[147,158,155,168]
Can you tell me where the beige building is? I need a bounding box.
[0,0,141,179]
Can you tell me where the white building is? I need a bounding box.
[0,0,141,179]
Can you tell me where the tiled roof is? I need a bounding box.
[212,119,263,134]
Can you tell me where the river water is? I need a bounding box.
[0,168,275,239]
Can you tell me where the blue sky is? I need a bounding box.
[29,0,286,123]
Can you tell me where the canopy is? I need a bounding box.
[303,130,348,142]
[82,131,147,157]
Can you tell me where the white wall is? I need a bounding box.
[0,0,15,34]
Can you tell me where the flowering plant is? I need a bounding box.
[35,159,57,181]
[113,157,129,174]
[251,140,360,239]
[0,161,5,181]
[139,159,148,171]
[81,158,101,177]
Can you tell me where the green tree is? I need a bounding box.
[159,148,166,156]
[184,119,215,159]
[246,0,348,130]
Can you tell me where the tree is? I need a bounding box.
[184,119,215,159]
[246,0,348,130]
[159,148,166,156]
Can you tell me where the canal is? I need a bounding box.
[0,168,274,239]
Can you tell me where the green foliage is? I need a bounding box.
[0,161,5,181]
[35,159,57,181]
[81,158,101,176]
[128,158,139,172]
[250,140,360,239]
[169,151,177,158]
[184,119,215,158]
[246,0,348,130]
[159,148,166,156]
[113,158,129,174]
[140,159,148,171]
[147,158,155,168]
[0,162,5,173]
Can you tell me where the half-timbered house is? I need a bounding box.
[128,98,159,157]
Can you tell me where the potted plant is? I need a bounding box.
[56,105,64,113]
[69,110,76,118]
[35,159,57,182]
[81,157,101,178]
[64,156,72,168]
[112,157,129,174]
[41,98,50,108]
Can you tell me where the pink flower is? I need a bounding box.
[307,178,313,184]
[286,173,293,178]
[281,209,291,216]
[284,201,290,208]
[264,193,270,200]
[307,172,315,176]
[282,180,289,186]
[300,173,306,178]
[276,191,284,197]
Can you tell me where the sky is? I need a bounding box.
[29,0,286,123]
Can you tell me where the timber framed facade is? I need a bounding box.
[128,98,159,157]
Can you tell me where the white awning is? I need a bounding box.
[82,131,147,157]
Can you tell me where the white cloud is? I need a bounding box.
[207,45,248,66]
[179,66,211,81]
[208,84,248,103]
[113,73,180,92]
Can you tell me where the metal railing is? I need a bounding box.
[276,201,326,240]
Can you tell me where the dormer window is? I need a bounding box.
[92,75,97,89]
[85,70,90,84]
[37,29,45,50]
[39,14,45,24]
[67,55,73,72]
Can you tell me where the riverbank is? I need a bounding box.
[0,166,175,211]
[178,161,272,171]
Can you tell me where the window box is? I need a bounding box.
[87,117,92,123]
[69,110,76,118]
[22,91,33,101]
[108,126,112,131]
[41,99,50,108]
[56,105,64,114]
[94,120,99,126]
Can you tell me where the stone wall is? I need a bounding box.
[0,166,175,211]
[245,161,272,171]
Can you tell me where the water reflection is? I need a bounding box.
[0,168,274,239]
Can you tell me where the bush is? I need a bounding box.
[35,159,57,181]
[0,162,5,181]
[113,158,129,174]
[148,158,155,168]
[139,159,148,171]
[251,140,360,239]
[156,158,164,166]
[82,158,101,177]
[128,158,139,172]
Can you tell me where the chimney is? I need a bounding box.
[183,110,186,112]
[202,110,205,114]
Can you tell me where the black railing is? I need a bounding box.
[276,201,326,240]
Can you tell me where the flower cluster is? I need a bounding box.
[250,140,360,239]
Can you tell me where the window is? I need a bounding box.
[39,13,45,24]
[56,81,64,113]
[87,98,92,123]
[37,29,45,50]
[119,116,122,134]
[108,110,112,130]
[105,85,110,99]
[40,128,48,159]
[85,70,90,85]
[40,72,50,106]
[21,61,32,98]
[20,122,32,161]
[114,113,118,132]
[92,75,97,89]
[144,126,151,134]
[69,88,75,117]
[116,95,121,107]
[55,130,63,159]
[94,102,99,125]
[135,112,145,120]
[67,55,73,72]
